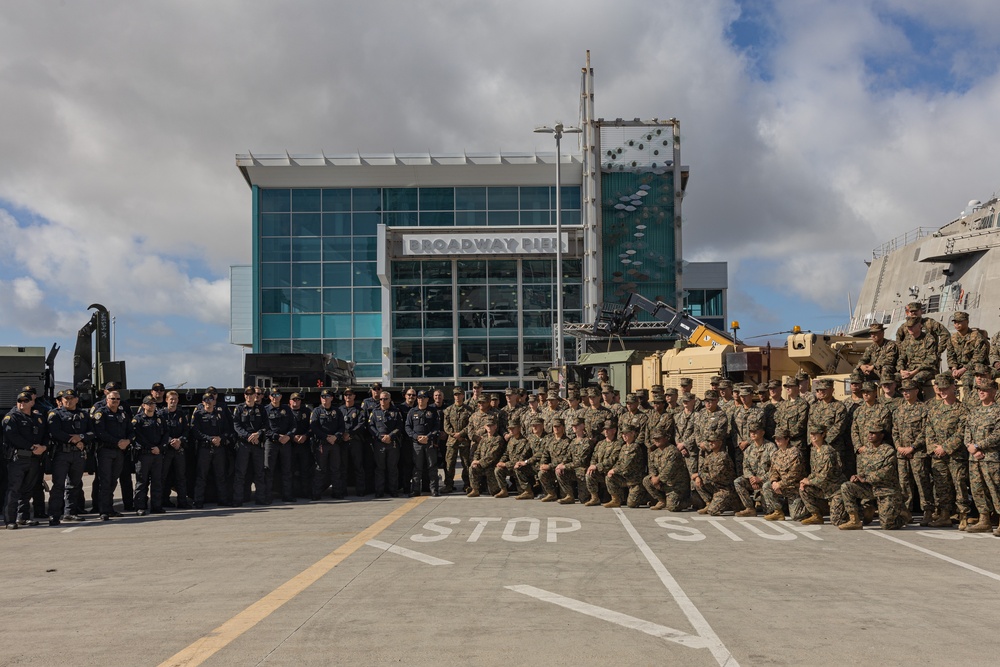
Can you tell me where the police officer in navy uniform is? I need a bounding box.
[405,390,440,497]
[288,392,314,499]
[91,381,135,513]
[338,388,368,497]
[263,389,296,503]
[368,390,404,498]
[159,390,192,509]
[132,396,168,516]
[191,392,229,508]
[3,392,47,529]
[20,385,48,521]
[310,388,344,500]
[46,390,91,525]
[92,389,134,521]
[232,387,267,506]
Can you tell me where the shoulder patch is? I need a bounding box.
[2,416,9,424]
[94,412,103,421]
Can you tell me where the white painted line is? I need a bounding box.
[615,509,741,667]
[61,526,84,533]
[505,585,707,649]
[869,531,1000,583]
[365,539,453,566]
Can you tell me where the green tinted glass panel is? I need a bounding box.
[353,236,376,261]
[420,212,454,226]
[424,286,452,311]
[488,187,518,209]
[261,339,291,354]
[455,187,487,210]
[323,213,351,237]
[456,261,486,284]
[488,211,518,226]
[262,289,291,314]
[292,314,322,338]
[354,287,380,311]
[353,263,378,286]
[393,340,422,365]
[292,263,321,287]
[384,212,418,227]
[353,212,380,236]
[559,186,581,210]
[261,314,290,338]
[292,189,321,212]
[455,211,488,226]
[261,237,290,263]
[383,188,417,211]
[354,313,381,338]
[292,213,322,236]
[394,314,422,337]
[291,339,322,353]
[393,286,421,312]
[322,189,351,212]
[261,213,290,236]
[323,339,353,358]
[323,314,351,337]
[291,288,322,313]
[419,188,454,210]
[423,261,451,283]
[520,186,549,210]
[323,263,351,287]
[354,339,381,364]
[292,237,321,262]
[260,189,290,213]
[323,288,351,312]
[353,364,381,378]
[323,237,351,262]
[352,189,381,211]
[261,263,290,288]
[392,261,421,284]
[424,340,453,363]
[520,210,549,225]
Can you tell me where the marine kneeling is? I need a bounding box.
[839,420,905,530]
[468,417,506,498]
[798,424,847,526]
[692,427,738,516]
[642,427,691,511]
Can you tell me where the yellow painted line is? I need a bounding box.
[159,496,429,667]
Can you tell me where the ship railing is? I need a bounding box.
[872,227,936,260]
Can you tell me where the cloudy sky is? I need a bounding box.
[2,0,999,388]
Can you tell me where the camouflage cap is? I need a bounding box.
[849,370,864,383]
[704,389,720,400]
[899,380,918,391]
[808,424,827,435]
[619,423,637,434]
[504,387,516,395]
[795,371,811,382]
[706,426,726,441]
[530,417,545,426]
[508,421,522,430]
[869,323,885,333]
[767,379,782,390]
[679,377,693,387]
[975,377,998,390]
[567,390,580,400]
[879,371,897,385]
[932,374,954,388]
[551,418,565,428]
[650,428,668,439]
[650,384,664,392]
[867,421,887,434]
[737,385,753,396]
[952,311,969,322]
[813,378,833,390]
[635,388,648,398]
[756,383,768,393]
[568,417,586,427]
[484,416,498,426]
[650,393,666,403]
[472,381,484,388]
[546,390,560,400]
[972,363,992,377]
[709,375,723,385]
[782,376,798,387]
[906,301,923,311]
[601,420,618,430]
[477,395,490,403]
[664,387,678,396]
[452,387,464,395]
[861,382,877,392]
[625,393,639,403]
[718,379,734,389]
[681,392,696,402]
[773,427,791,440]
[586,387,599,398]
[747,417,765,432]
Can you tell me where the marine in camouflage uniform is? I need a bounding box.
[500,389,526,438]
[584,390,612,445]
[537,418,572,502]
[734,417,776,517]
[763,379,783,440]
[839,421,904,530]
[775,376,810,454]
[963,377,1000,534]
[519,396,545,434]
[468,417,505,497]
[849,382,893,475]
[678,378,703,412]
[693,390,731,459]
[797,372,817,406]
[947,311,989,407]
[675,394,701,506]
[495,422,535,499]
[799,425,847,525]
[605,423,648,508]
[585,421,622,506]
[692,428,737,515]
[893,380,934,525]
[731,387,764,477]
[442,390,474,493]
[468,395,503,458]
[541,392,565,434]
[663,387,682,417]
[643,427,690,511]
[895,301,950,355]
[857,322,899,383]
[560,391,589,430]
[924,375,970,528]
[898,316,942,388]
[556,417,595,504]
[762,427,806,521]
[643,393,675,451]
[807,379,849,464]
[618,393,651,451]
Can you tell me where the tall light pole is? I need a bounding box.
[535,121,581,394]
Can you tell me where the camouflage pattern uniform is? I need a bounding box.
[538,429,572,498]
[734,436,777,513]
[469,429,506,495]
[560,396,589,430]
[694,407,731,458]
[617,403,650,451]
[675,407,700,476]
[586,429,622,501]
[644,406,675,451]
[561,423,595,502]
[607,432,648,507]
[469,403,502,455]
[857,338,900,383]
[840,429,903,529]
[519,406,545,434]
[898,329,941,386]
[925,399,970,518]
[964,399,1000,521]
[731,399,765,476]
[892,397,934,517]
[584,403,612,445]
[990,330,1000,372]
[948,326,989,406]
[694,448,737,515]
[775,395,810,453]
[442,400,474,492]
[495,432,535,495]
[642,433,691,511]
[896,315,949,354]
[800,440,847,524]
[807,398,849,462]
[763,438,806,519]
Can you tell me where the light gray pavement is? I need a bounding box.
[1,493,998,667]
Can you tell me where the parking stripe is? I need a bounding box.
[869,531,1000,583]
[158,496,428,667]
[366,539,453,565]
